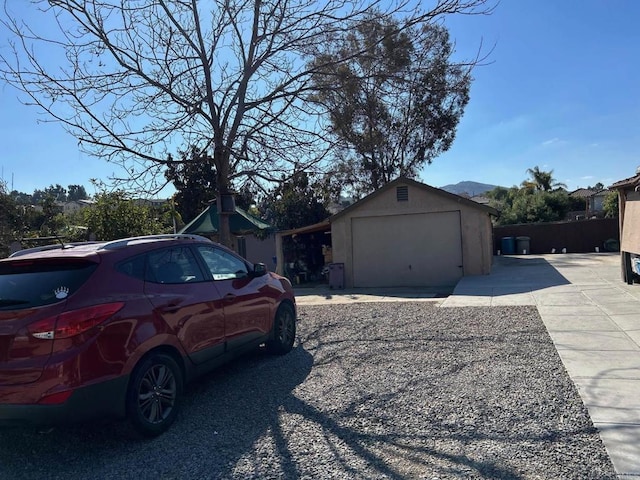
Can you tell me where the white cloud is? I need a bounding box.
[542,138,560,146]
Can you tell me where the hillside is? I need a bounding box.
[440,181,500,196]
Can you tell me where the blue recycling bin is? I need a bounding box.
[501,237,516,255]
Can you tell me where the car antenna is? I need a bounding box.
[53,233,67,249]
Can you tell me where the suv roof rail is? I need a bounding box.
[9,242,101,258]
[98,234,212,250]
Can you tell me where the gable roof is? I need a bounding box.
[179,204,272,235]
[570,188,610,198]
[330,177,498,222]
[569,188,596,198]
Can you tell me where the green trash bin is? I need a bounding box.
[516,236,530,254]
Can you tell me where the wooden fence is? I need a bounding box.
[493,218,620,254]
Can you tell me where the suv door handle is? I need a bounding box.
[223,293,236,303]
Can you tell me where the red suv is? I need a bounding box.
[0,234,296,436]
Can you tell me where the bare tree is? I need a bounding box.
[0,0,491,246]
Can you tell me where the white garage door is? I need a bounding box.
[352,211,463,287]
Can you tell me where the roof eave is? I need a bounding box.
[610,174,640,190]
[329,177,498,222]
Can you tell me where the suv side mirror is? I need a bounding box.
[252,263,267,277]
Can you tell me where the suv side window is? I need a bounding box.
[196,246,249,281]
[146,247,206,284]
[116,255,146,280]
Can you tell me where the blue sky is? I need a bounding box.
[1,0,639,196]
[426,0,640,190]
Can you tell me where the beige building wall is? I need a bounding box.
[331,181,494,288]
[244,234,277,269]
[621,191,640,255]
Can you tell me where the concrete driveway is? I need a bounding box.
[442,253,640,479]
[296,252,640,478]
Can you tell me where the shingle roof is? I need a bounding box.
[610,174,640,190]
[330,177,498,222]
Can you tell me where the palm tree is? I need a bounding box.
[523,166,567,192]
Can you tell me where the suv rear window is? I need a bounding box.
[0,260,98,310]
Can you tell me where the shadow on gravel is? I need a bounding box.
[0,304,617,479]
[0,345,314,480]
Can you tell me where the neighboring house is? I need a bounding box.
[470,195,491,206]
[569,188,609,218]
[133,198,170,208]
[277,177,495,289]
[179,203,276,268]
[55,199,95,215]
[610,169,640,284]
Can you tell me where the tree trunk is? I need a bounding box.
[215,145,233,248]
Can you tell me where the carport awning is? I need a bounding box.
[180,205,273,236]
[278,220,331,236]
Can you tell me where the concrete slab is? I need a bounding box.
[575,378,640,425]
[600,303,640,316]
[551,331,639,352]
[592,423,640,478]
[619,329,640,348]
[609,314,640,331]
[543,314,619,332]
[552,349,640,380]
[440,295,492,307]
[537,305,605,316]
[490,293,536,306]
[583,291,639,305]
[533,291,595,306]
[448,285,494,296]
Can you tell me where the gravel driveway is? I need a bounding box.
[0,303,616,479]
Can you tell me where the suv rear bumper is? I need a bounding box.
[0,375,129,427]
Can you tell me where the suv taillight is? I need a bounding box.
[28,303,125,340]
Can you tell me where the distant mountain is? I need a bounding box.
[440,181,500,197]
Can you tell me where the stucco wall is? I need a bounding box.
[621,191,640,255]
[331,181,493,288]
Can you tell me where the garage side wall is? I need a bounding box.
[331,183,493,288]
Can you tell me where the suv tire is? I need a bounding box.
[266,303,296,355]
[126,353,183,437]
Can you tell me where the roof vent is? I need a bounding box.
[396,186,409,202]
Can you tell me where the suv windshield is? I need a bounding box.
[0,260,98,310]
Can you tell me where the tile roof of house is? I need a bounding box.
[569,188,596,198]
[569,188,610,198]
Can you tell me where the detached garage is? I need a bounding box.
[330,177,497,288]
